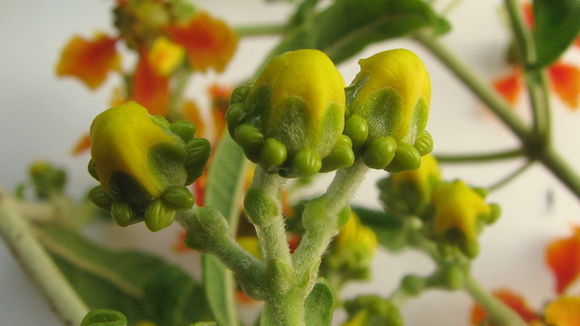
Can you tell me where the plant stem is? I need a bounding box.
[293,160,369,284]
[504,0,551,143]
[234,23,287,37]
[464,275,527,326]
[435,148,523,164]
[415,33,580,198]
[167,63,190,122]
[488,160,534,192]
[0,192,88,326]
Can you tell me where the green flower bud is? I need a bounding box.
[378,155,441,217]
[401,274,425,296]
[346,49,433,172]
[227,49,348,177]
[343,296,402,326]
[431,180,498,258]
[321,135,355,172]
[362,136,396,169]
[344,115,369,149]
[89,101,208,230]
[88,159,99,181]
[440,265,465,290]
[29,161,66,199]
[81,309,127,326]
[144,199,176,232]
[88,186,113,210]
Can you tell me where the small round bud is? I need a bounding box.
[344,115,369,149]
[414,130,433,156]
[235,124,265,161]
[385,143,421,173]
[184,138,211,184]
[88,186,113,210]
[111,201,135,227]
[260,138,287,171]
[170,120,196,141]
[362,136,397,169]
[442,265,465,290]
[88,159,99,181]
[401,274,425,296]
[292,149,322,177]
[81,309,127,326]
[321,135,355,172]
[162,186,194,210]
[144,200,176,232]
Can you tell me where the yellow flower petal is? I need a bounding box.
[148,37,185,76]
[545,296,580,326]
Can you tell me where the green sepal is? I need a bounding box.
[162,186,194,210]
[170,120,196,142]
[184,138,211,185]
[321,135,355,172]
[291,149,322,177]
[81,309,127,326]
[89,186,113,210]
[260,138,287,171]
[344,114,369,149]
[88,159,99,181]
[226,102,246,137]
[414,130,433,156]
[362,136,396,169]
[385,143,421,172]
[150,115,170,129]
[111,201,136,227]
[230,83,251,105]
[144,200,176,232]
[235,124,264,162]
[304,279,335,326]
[486,203,501,225]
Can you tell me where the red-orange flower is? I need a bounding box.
[546,226,580,294]
[72,133,91,156]
[132,50,170,115]
[166,12,237,72]
[56,34,119,89]
[470,289,539,325]
[493,69,523,106]
[549,62,580,109]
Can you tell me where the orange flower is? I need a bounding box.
[493,69,523,105]
[545,296,580,326]
[56,34,119,90]
[470,289,539,325]
[71,133,91,156]
[546,226,580,294]
[209,84,231,139]
[166,12,237,72]
[132,50,170,115]
[548,62,580,109]
[182,100,206,138]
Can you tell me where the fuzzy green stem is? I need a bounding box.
[464,275,527,326]
[293,160,369,285]
[0,191,89,326]
[487,160,534,192]
[235,23,287,37]
[415,33,580,198]
[505,0,551,143]
[245,167,299,325]
[435,148,524,164]
[167,62,190,122]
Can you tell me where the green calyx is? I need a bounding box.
[227,49,348,178]
[88,101,210,231]
[346,49,433,173]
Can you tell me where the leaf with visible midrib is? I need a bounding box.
[201,133,249,326]
[35,223,210,326]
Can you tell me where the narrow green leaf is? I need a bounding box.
[201,133,249,326]
[304,280,335,326]
[352,206,408,252]
[533,0,580,67]
[269,0,449,64]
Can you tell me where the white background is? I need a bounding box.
[1,0,579,325]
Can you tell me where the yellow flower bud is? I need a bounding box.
[346,49,432,172]
[89,101,209,231]
[227,49,349,177]
[431,180,496,257]
[148,37,185,76]
[379,154,441,216]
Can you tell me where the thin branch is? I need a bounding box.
[435,148,524,164]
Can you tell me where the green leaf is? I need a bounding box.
[352,206,408,252]
[35,223,210,326]
[201,133,249,326]
[81,309,128,326]
[269,0,449,64]
[533,0,580,67]
[304,280,335,326]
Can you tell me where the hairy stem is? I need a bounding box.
[435,148,523,164]
[0,192,88,326]
[415,33,580,198]
[464,275,527,326]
